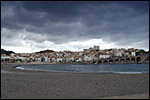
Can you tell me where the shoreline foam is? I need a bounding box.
[98,93,149,99]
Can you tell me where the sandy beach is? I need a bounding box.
[1,63,149,99]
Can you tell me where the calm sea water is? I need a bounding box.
[16,63,149,74]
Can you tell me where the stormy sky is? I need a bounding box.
[1,1,149,53]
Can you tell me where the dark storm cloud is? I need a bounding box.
[1,1,149,50]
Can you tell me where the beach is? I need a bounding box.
[1,63,149,99]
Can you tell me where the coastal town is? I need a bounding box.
[1,46,149,64]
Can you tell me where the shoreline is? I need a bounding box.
[99,93,149,99]
[2,63,149,75]
[1,61,149,65]
[1,63,149,99]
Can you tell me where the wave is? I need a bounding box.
[16,66,53,72]
[112,72,149,74]
[16,66,26,70]
[1,69,12,73]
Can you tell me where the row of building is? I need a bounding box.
[1,46,146,63]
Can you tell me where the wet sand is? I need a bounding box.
[101,93,149,99]
[1,63,149,99]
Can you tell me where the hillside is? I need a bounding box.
[36,49,55,53]
[1,49,15,55]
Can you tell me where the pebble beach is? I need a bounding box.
[1,63,149,99]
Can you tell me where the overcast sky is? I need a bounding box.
[1,1,149,53]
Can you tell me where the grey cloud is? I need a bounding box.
[1,1,149,50]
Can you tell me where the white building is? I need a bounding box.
[114,50,124,57]
[51,57,56,63]
[10,53,15,56]
[38,58,41,62]
[84,56,92,61]
[125,52,129,56]
[76,57,82,62]
[99,53,110,59]
[65,56,74,62]
[17,56,26,61]
[1,56,11,61]
[131,51,136,56]
[56,58,63,62]
[71,57,74,61]
[44,56,51,62]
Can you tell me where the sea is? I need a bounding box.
[16,63,149,74]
